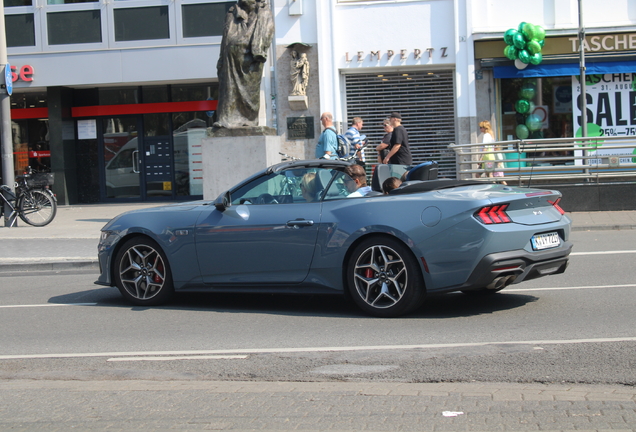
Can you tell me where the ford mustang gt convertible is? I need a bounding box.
[96,159,572,317]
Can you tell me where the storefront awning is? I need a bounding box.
[493,60,636,79]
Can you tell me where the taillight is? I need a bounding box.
[475,204,511,224]
[548,198,565,215]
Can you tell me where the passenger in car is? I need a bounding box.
[344,164,372,197]
[300,172,319,202]
[382,177,402,194]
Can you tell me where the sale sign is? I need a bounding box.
[572,73,636,165]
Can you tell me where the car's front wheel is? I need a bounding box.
[113,237,174,306]
[346,237,425,317]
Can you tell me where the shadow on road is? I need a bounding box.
[49,287,538,319]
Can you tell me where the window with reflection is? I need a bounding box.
[6,14,35,47]
[4,0,32,6]
[181,2,233,38]
[230,168,329,205]
[47,0,98,3]
[10,92,47,109]
[47,10,102,45]
[99,87,139,105]
[114,6,169,41]
[171,83,219,102]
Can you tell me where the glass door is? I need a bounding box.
[102,116,142,199]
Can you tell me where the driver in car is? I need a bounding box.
[343,164,372,198]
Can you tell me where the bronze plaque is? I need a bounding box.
[287,116,314,140]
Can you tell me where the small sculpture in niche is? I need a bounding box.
[290,50,310,96]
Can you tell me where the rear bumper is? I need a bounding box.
[456,241,573,292]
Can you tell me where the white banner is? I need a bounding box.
[572,74,636,165]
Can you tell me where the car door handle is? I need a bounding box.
[287,219,314,227]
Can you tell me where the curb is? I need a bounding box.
[0,260,99,273]
[571,224,636,231]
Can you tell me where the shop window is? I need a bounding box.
[181,2,233,38]
[5,14,35,47]
[114,6,169,42]
[47,10,102,45]
[500,76,574,165]
[99,87,139,105]
[10,92,47,109]
[171,83,219,102]
[142,86,170,104]
[172,112,210,196]
[10,119,51,178]
[144,113,171,137]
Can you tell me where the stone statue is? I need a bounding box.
[213,0,274,129]
[290,51,310,96]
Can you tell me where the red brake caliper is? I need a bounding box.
[153,262,163,283]
[364,268,374,278]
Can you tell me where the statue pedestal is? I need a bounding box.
[202,129,282,200]
[288,95,308,111]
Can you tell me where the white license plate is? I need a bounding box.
[531,232,560,250]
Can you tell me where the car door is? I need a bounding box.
[194,168,324,285]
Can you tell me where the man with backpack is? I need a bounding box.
[315,112,338,159]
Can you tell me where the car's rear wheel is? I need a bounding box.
[346,237,425,317]
[113,237,174,306]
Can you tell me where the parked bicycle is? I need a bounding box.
[0,167,57,227]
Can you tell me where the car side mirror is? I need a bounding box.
[214,191,231,212]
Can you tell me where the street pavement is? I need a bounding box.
[1,204,636,431]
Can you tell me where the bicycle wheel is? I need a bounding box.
[18,189,57,226]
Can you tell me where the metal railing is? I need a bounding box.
[448,136,636,186]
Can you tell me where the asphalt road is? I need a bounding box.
[1,229,635,430]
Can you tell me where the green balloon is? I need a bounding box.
[520,82,536,100]
[513,33,527,49]
[530,52,543,65]
[517,22,527,33]
[527,40,542,54]
[538,39,545,47]
[518,49,531,64]
[504,45,518,60]
[515,99,530,114]
[526,114,543,131]
[504,29,518,45]
[534,26,546,41]
[516,124,530,139]
[522,23,536,40]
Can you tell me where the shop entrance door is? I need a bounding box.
[101,115,175,200]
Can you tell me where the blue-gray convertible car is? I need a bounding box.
[96,159,572,317]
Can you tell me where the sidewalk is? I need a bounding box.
[1,203,636,272]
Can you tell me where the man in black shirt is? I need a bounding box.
[382,112,412,165]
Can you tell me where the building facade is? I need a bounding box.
[3,0,635,204]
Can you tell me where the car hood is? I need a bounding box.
[101,200,210,231]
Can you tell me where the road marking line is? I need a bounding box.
[0,303,97,309]
[107,355,248,362]
[506,284,636,292]
[1,337,636,361]
[571,250,636,255]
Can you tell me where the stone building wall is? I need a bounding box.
[274,43,321,160]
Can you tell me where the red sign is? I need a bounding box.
[28,151,50,158]
[11,65,34,82]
